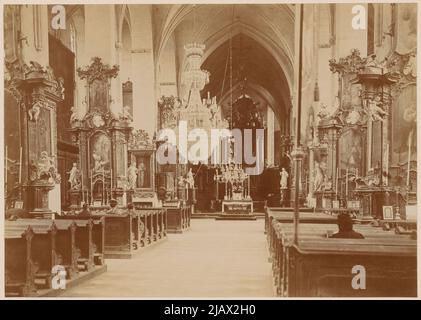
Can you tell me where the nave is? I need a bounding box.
[61,219,273,297]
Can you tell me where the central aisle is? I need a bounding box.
[62,219,273,297]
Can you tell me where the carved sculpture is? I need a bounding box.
[28,101,42,122]
[186,168,195,189]
[313,161,324,192]
[127,162,138,190]
[36,151,60,183]
[119,105,133,122]
[280,168,289,190]
[366,96,388,122]
[68,163,81,190]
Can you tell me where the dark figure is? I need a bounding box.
[79,203,91,217]
[331,213,365,239]
[127,203,135,215]
[107,199,119,214]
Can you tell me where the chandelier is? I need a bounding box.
[183,43,210,94]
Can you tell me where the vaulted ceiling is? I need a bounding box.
[154,4,295,124]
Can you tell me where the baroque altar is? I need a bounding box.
[127,129,160,208]
[69,57,132,209]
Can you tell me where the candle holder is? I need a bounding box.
[395,187,401,220]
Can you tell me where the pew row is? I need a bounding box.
[165,206,191,233]
[87,208,168,259]
[5,218,107,297]
[267,218,417,297]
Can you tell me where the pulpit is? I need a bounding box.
[5,60,64,216]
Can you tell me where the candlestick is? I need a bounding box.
[102,168,105,205]
[345,168,349,201]
[19,146,22,184]
[336,167,339,198]
[110,168,113,191]
[81,164,84,202]
[5,146,8,185]
[90,169,93,205]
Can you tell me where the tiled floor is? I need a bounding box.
[61,219,273,297]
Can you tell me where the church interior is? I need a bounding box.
[3,3,418,298]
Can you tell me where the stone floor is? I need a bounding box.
[61,219,273,297]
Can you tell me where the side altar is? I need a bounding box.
[69,57,132,209]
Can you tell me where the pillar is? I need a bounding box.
[129,5,156,138]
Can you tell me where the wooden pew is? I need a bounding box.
[286,240,416,297]
[166,206,191,233]
[99,213,133,259]
[265,207,337,236]
[5,220,60,290]
[17,218,81,278]
[136,208,168,244]
[5,225,37,297]
[55,215,106,266]
[269,220,417,297]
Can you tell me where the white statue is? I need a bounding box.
[92,152,107,173]
[69,106,79,125]
[28,101,41,122]
[367,96,388,122]
[280,167,289,190]
[68,163,80,190]
[186,168,195,189]
[127,162,138,190]
[137,161,146,187]
[313,162,324,192]
[119,106,133,122]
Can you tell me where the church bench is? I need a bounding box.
[55,215,105,266]
[285,241,417,297]
[135,208,168,243]
[130,212,142,249]
[265,207,337,236]
[17,219,80,278]
[94,213,134,258]
[165,206,191,233]
[5,220,59,291]
[5,226,37,297]
[269,220,417,297]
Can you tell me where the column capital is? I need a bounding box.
[291,147,306,160]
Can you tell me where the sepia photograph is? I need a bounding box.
[1,1,419,300]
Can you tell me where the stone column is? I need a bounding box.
[130,5,156,137]
[266,107,275,166]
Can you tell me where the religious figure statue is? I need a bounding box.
[403,51,417,78]
[67,163,81,190]
[119,105,133,122]
[69,106,80,126]
[136,161,146,187]
[313,162,324,192]
[280,167,289,190]
[367,96,388,122]
[28,101,41,122]
[37,151,55,180]
[92,152,107,173]
[323,175,333,191]
[127,162,138,190]
[317,103,330,120]
[186,168,195,189]
[178,175,186,188]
